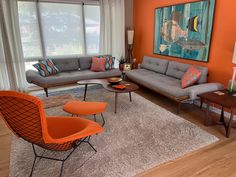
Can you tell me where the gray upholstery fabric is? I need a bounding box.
[194,66,208,84]
[26,69,121,87]
[166,61,190,80]
[79,57,92,70]
[166,61,208,84]
[126,69,189,98]
[188,83,224,100]
[51,58,79,72]
[141,56,169,74]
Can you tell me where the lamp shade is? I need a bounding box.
[233,42,236,64]
[127,30,134,45]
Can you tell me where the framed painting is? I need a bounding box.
[154,0,215,62]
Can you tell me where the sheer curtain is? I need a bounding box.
[100,0,125,62]
[0,0,27,91]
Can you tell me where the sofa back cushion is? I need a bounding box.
[141,56,169,74]
[195,66,208,84]
[98,55,115,70]
[181,66,202,88]
[166,61,208,84]
[52,58,79,72]
[90,57,106,72]
[79,57,92,70]
[166,61,190,80]
[33,59,60,77]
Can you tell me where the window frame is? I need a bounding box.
[18,0,101,61]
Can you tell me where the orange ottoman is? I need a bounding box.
[63,100,107,126]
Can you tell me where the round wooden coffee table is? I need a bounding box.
[77,79,139,113]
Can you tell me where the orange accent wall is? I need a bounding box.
[133,0,236,86]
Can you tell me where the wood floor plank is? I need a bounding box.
[0,120,11,177]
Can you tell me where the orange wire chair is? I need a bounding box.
[0,91,103,177]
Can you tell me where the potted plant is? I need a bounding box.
[118,58,126,72]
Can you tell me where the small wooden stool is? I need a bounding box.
[63,100,107,127]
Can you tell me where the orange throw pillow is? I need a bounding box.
[181,66,201,88]
[90,57,106,72]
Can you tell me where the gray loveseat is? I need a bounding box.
[126,56,224,113]
[26,57,121,96]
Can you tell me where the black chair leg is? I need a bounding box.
[87,141,97,152]
[29,144,37,177]
[44,88,48,97]
[93,114,97,122]
[84,136,97,152]
[60,161,65,177]
[29,138,96,177]
[29,155,37,177]
[101,113,105,127]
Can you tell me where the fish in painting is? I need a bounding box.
[188,16,200,32]
[160,11,205,52]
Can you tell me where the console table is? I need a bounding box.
[198,90,236,138]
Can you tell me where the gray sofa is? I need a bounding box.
[126,56,224,113]
[26,57,121,96]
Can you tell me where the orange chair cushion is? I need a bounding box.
[63,100,107,116]
[46,116,103,144]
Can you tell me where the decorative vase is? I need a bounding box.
[228,67,236,95]
[119,63,124,72]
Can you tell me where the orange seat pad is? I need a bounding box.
[63,100,107,116]
[46,116,103,143]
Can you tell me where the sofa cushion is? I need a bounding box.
[126,69,189,98]
[181,66,202,88]
[52,58,79,72]
[33,59,60,77]
[91,57,106,72]
[105,56,115,70]
[141,56,169,74]
[195,66,208,84]
[98,55,115,70]
[166,61,208,84]
[26,69,121,87]
[166,61,190,80]
[79,57,92,70]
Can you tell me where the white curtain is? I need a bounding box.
[0,0,27,91]
[100,0,125,62]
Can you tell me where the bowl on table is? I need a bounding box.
[107,77,122,85]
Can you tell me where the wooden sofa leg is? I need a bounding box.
[44,88,48,97]
[177,102,182,114]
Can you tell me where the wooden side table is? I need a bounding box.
[77,79,139,113]
[198,90,236,138]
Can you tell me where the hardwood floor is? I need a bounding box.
[0,119,11,177]
[1,86,236,177]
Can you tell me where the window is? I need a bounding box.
[18,2,43,59]
[17,1,101,61]
[84,5,100,54]
[40,3,84,56]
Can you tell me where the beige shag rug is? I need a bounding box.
[43,94,73,109]
[9,88,218,177]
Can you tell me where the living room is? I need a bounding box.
[1,0,236,177]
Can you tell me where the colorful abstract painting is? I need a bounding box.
[154,0,215,62]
